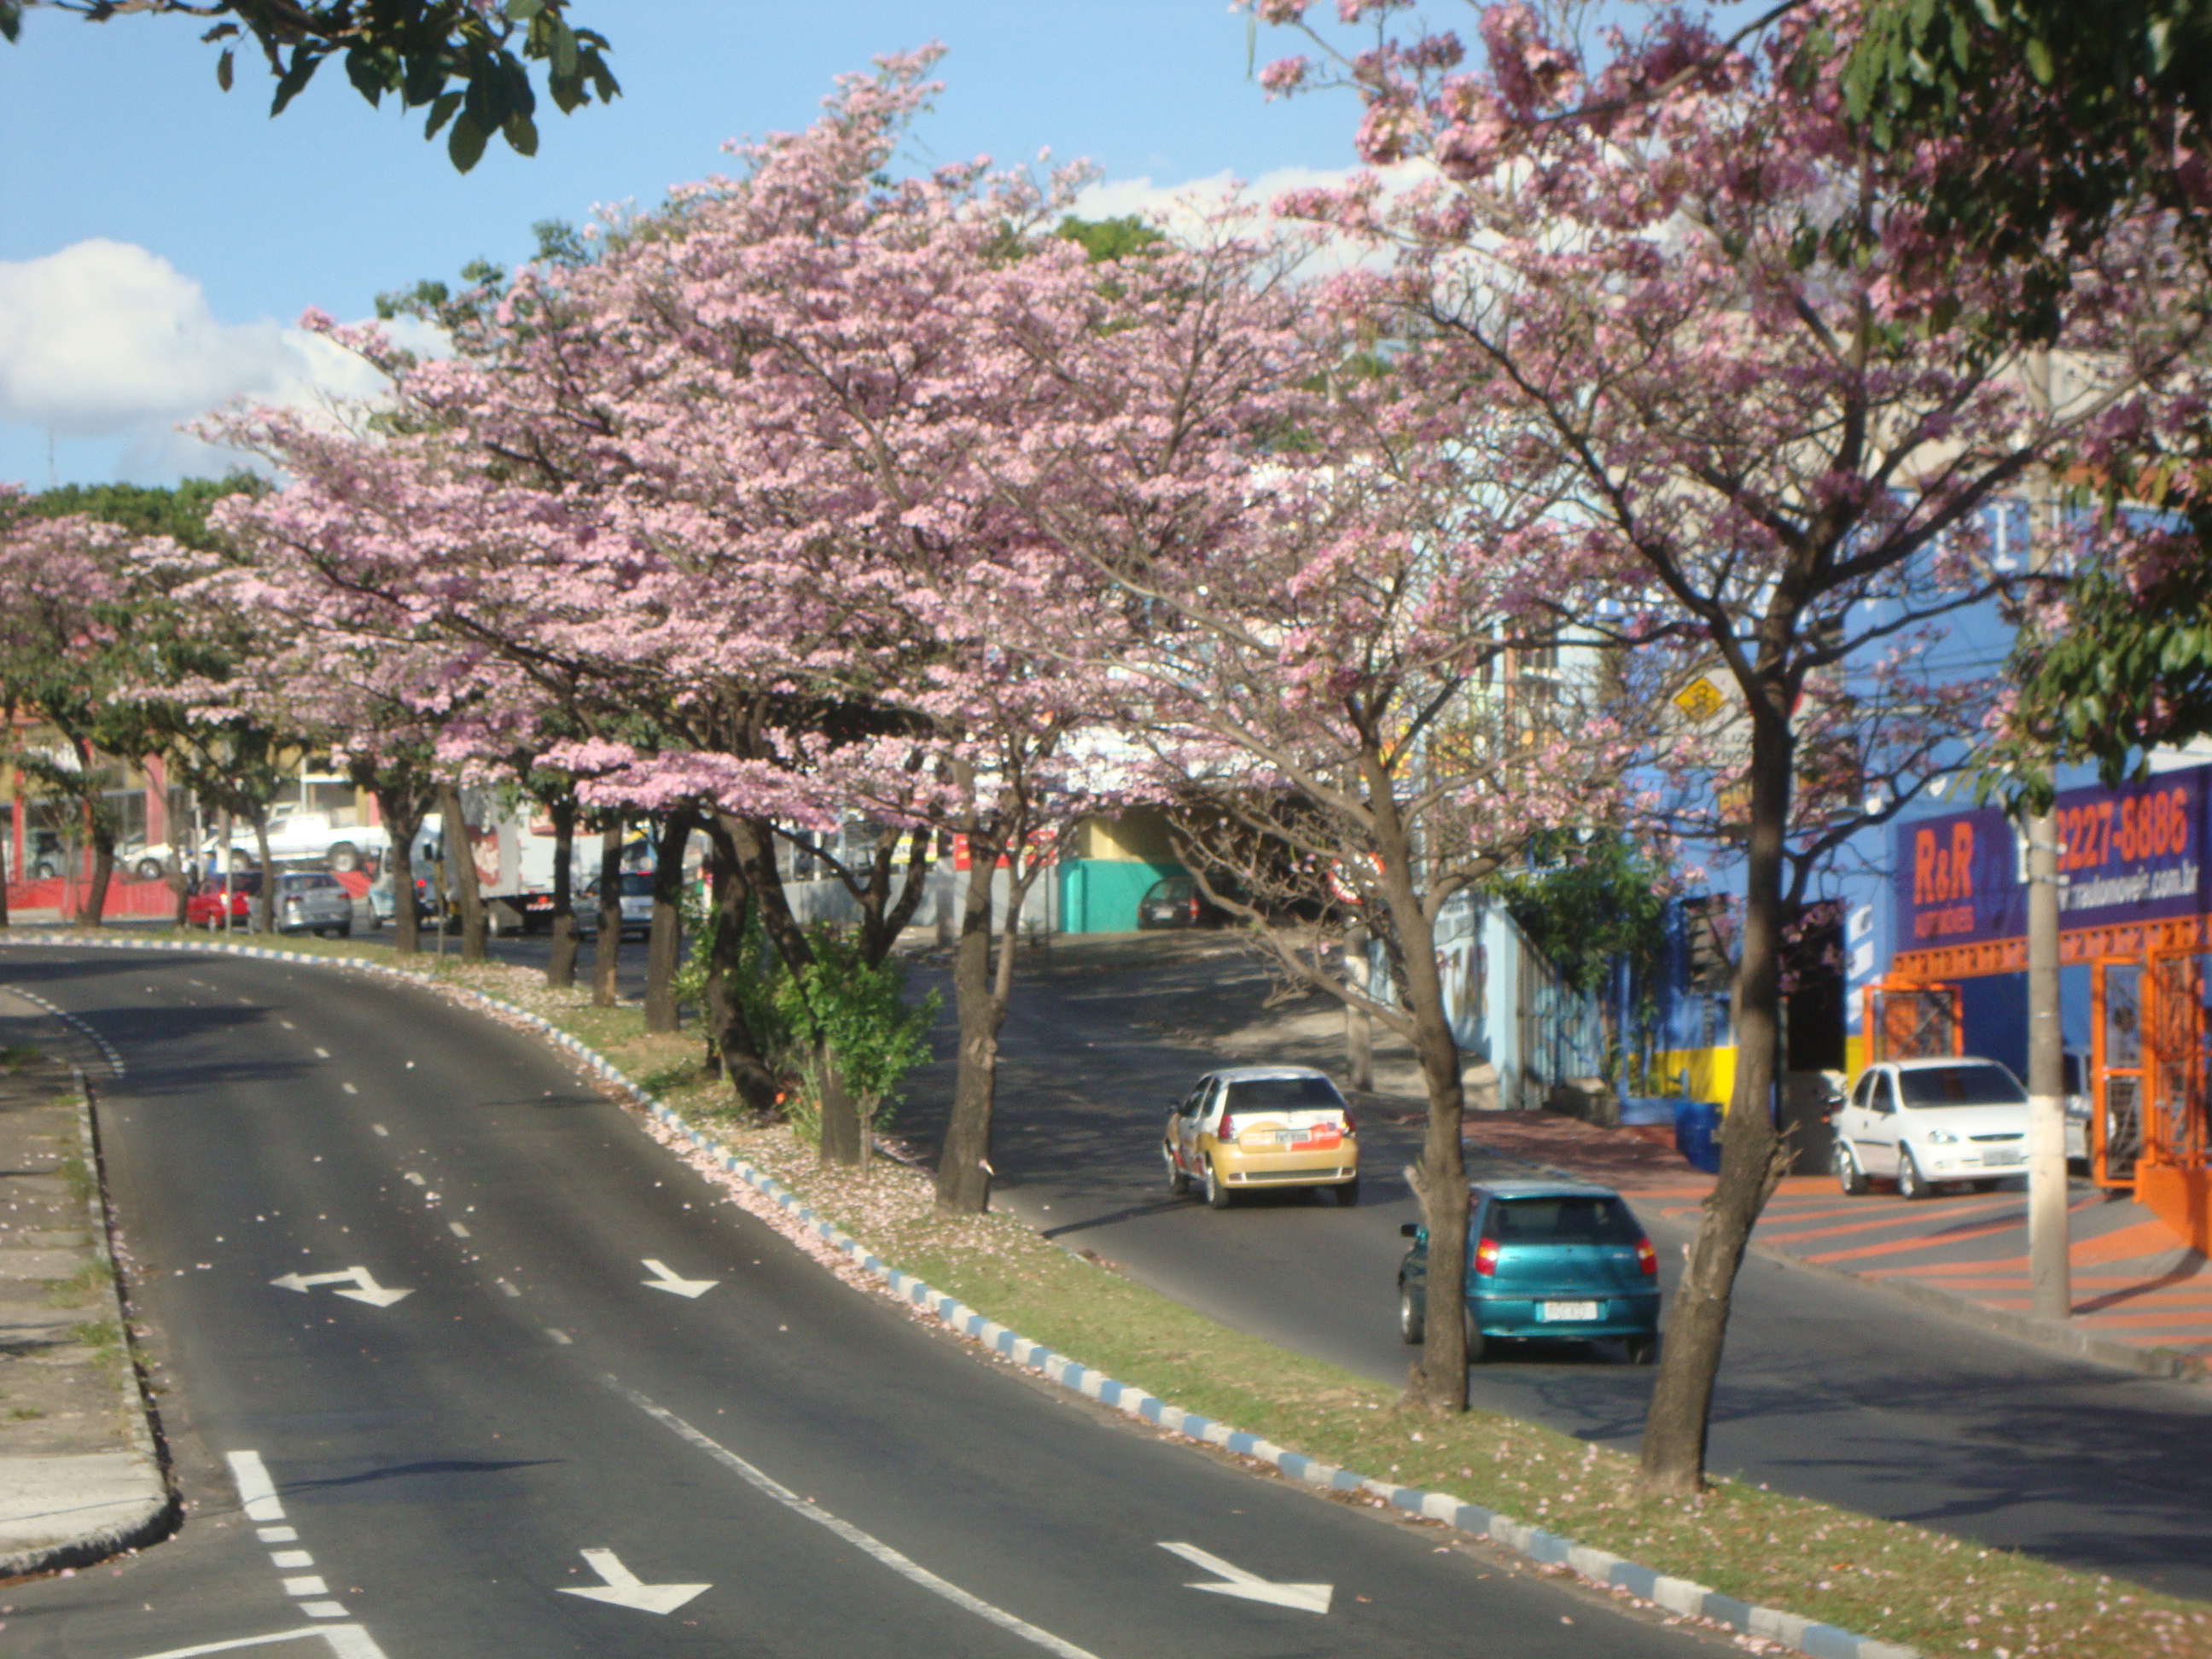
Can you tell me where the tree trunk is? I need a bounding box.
[546,795,578,990]
[1364,756,1471,1413]
[1344,923,1373,1091]
[439,783,487,963]
[934,842,1003,1214]
[700,831,780,1116]
[76,802,117,928]
[816,1039,862,1166]
[644,809,697,1033]
[853,824,936,967]
[1639,703,1794,1496]
[591,822,624,1008]
[249,812,275,934]
[377,785,424,956]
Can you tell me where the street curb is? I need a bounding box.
[0,934,1919,1658]
[0,1063,178,1580]
[1475,1139,2212,1388]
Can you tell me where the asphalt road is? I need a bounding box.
[0,943,1720,1659]
[905,946,2212,1603]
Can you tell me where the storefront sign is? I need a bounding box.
[1893,765,2207,948]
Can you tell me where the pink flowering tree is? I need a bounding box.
[972,212,1668,1404]
[1245,0,2209,1471]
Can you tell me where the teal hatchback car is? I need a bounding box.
[1398,1180,1662,1364]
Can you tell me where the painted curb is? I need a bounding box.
[0,1063,178,1580]
[1,933,1920,1658]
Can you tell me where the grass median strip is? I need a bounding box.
[37,930,2212,1659]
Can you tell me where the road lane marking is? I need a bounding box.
[608,1379,1105,1659]
[498,1280,521,1297]
[342,1083,358,1095]
[558,1547,710,1614]
[640,1258,719,1298]
[372,1125,389,1137]
[123,1628,390,1659]
[545,1328,573,1344]
[227,1450,286,1522]
[270,1266,413,1307]
[226,1451,362,1625]
[1158,1542,1333,1613]
[449,1222,470,1237]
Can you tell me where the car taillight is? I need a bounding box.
[1217,1113,1236,1144]
[1635,1237,1657,1277]
[1339,1109,1355,1136]
[1473,1237,1499,1277]
[1188,895,1200,920]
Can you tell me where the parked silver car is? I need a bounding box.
[271,871,354,937]
[574,870,656,940]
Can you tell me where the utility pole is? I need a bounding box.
[2024,348,2070,1324]
[1344,921,1374,1092]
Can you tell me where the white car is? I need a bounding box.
[1833,1057,2031,1199]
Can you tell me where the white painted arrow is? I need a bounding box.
[269,1266,413,1307]
[640,1258,719,1299]
[557,1548,709,1615]
[1158,1542,1333,1614]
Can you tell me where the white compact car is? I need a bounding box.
[1833,1057,2032,1199]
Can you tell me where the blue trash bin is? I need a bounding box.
[1674,1099,1722,1173]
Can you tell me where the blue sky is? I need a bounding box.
[0,2,1361,487]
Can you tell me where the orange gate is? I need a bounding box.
[2138,952,2212,1252]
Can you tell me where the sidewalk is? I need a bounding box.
[1462,1109,2212,1378]
[0,990,173,1576]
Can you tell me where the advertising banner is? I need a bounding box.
[1893,765,2207,950]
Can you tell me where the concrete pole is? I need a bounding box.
[1344,923,1373,1093]
[2024,349,2070,1323]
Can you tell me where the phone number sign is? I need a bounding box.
[1894,764,2206,949]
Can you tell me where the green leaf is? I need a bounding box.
[344,45,387,107]
[550,18,578,80]
[2023,34,2055,83]
[447,112,489,172]
[216,48,234,92]
[504,0,544,17]
[423,90,462,140]
[269,50,323,118]
[504,109,539,156]
[0,2,20,45]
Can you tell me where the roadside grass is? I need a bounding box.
[0,1039,44,1071]
[57,929,2212,1658]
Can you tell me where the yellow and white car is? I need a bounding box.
[1163,1065,1359,1208]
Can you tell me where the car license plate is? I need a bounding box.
[1538,1301,1601,1322]
[1982,1146,2024,1166]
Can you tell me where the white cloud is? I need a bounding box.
[0,239,445,484]
[0,240,306,434]
[1074,162,1377,230]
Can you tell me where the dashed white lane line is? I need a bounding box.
[280,1020,297,1030]
[314,1047,331,1059]
[608,1380,1105,1659]
[372,1125,389,1138]
[545,1328,573,1344]
[226,1450,355,1624]
[449,1222,471,1237]
[342,1083,358,1095]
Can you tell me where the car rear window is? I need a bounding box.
[278,873,340,892]
[1225,1075,1347,1112]
[621,871,656,895]
[1898,1063,2026,1108]
[1485,1196,1643,1244]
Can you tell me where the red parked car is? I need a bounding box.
[186,872,260,928]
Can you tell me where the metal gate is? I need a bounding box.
[2146,951,2210,1175]
[1865,981,1962,1063]
[2093,958,2145,1185]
